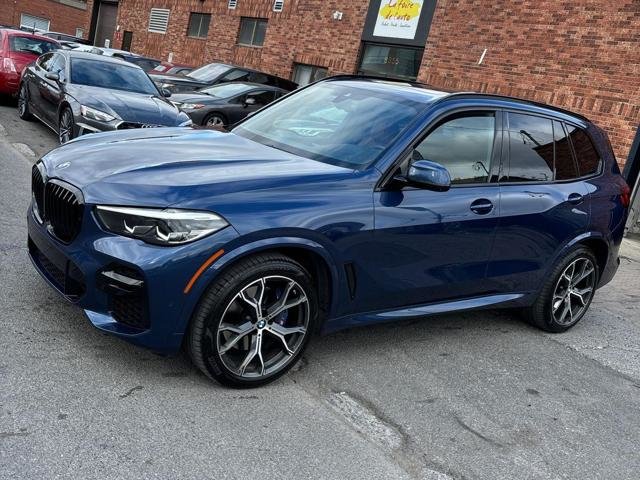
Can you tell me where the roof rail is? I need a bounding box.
[437,92,591,123]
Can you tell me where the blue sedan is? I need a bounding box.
[28,76,630,387]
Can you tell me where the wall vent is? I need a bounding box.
[273,0,284,12]
[148,8,170,34]
[228,0,237,9]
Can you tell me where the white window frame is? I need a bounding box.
[19,13,50,32]
[148,8,170,34]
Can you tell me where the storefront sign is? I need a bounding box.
[373,0,424,40]
[361,0,437,48]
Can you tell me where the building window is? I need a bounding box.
[187,13,211,38]
[75,28,84,38]
[148,8,170,34]
[358,42,423,81]
[19,13,50,32]
[238,18,267,47]
[292,64,328,86]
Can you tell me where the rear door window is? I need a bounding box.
[553,121,579,180]
[567,125,601,176]
[505,113,554,182]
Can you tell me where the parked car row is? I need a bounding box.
[1,26,298,143]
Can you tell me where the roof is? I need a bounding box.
[322,75,591,124]
[0,28,60,43]
[59,49,144,69]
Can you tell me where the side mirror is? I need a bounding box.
[45,72,60,82]
[161,88,172,98]
[244,96,256,106]
[406,159,451,192]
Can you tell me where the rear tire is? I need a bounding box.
[18,83,33,121]
[187,253,317,388]
[525,247,598,332]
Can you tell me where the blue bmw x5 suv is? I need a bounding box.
[28,76,630,387]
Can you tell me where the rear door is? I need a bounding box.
[25,52,54,118]
[368,110,503,311]
[487,112,590,293]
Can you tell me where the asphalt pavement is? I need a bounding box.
[1,101,639,480]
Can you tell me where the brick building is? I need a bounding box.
[0,0,94,38]
[113,0,640,167]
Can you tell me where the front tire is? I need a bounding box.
[525,247,598,332]
[58,107,75,145]
[203,112,226,128]
[18,83,33,121]
[187,253,317,388]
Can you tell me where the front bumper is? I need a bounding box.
[27,202,238,354]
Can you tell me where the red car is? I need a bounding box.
[0,29,59,96]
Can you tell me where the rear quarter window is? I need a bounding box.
[566,125,601,176]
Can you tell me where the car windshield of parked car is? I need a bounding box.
[199,83,254,98]
[10,36,58,55]
[233,82,429,168]
[187,63,231,82]
[70,58,159,95]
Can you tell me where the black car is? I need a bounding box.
[39,31,90,45]
[150,62,297,94]
[171,82,286,127]
[18,50,191,144]
[110,52,162,72]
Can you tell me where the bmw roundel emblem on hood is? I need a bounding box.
[55,161,71,170]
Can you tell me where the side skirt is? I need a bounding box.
[322,293,530,334]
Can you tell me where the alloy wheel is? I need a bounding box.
[215,275,309,378]
[206,115,225,127]
[59,110,73,144]
[551,257,596,326]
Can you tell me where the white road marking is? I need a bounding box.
[11,143,36,157]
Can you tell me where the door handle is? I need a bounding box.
[567,193,584,205]
[470,198,494,215]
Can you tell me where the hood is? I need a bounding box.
[170,92,222,105]
[68,85,186,126]
[149,72,206,87]
[40,128,353,207]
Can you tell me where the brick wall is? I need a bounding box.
[116,0,367,79]
[419,0,640,166]
[116,0,639,165]
[0,0,93,38]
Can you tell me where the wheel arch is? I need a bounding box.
[179,237,342,336]
[548,232,610,287]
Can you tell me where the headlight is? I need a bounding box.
[80,105,115,122]
[180,103,205,110]
[179,119,193,126]
[161,83,174,89]
[95,206,228,245]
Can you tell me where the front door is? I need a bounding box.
[365,110,503,311]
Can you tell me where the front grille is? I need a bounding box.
[44,181,83,243]
[31,165,45,219]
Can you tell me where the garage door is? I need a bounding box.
[20,13,50,32]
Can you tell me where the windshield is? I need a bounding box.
[199,83,253,98]
[187,63,231,82]
[10,36,58,55]
[233,82,429,168]
[70,58,159,95]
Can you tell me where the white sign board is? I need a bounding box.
[373,0,424,40]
